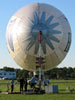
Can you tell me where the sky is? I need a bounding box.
[0,0,75,69]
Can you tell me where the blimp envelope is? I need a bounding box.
[6,3,72,71]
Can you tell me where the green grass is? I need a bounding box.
[0,93,75,100]
[0,80,75,100]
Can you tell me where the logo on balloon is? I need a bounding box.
[26,12,61,54]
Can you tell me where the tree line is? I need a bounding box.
[0,66,75,80]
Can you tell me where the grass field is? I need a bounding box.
[0,80,75,100]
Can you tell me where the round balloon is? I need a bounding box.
[6,3,72,71]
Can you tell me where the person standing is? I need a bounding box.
[20,78,24,92]
[11,80,14,93]
[24,78,28,92]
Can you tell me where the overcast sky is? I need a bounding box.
[0,0,75,69]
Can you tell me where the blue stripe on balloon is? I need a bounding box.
[8,34,14,52]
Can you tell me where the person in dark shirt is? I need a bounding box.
[20,78,24,92]
[24,78,28,92]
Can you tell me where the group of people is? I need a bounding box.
[11,78,28,93]
[10,75,38,93]
[20,78,28,92]
[10,75,50,93]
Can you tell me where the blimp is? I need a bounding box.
[6,3,71,72]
